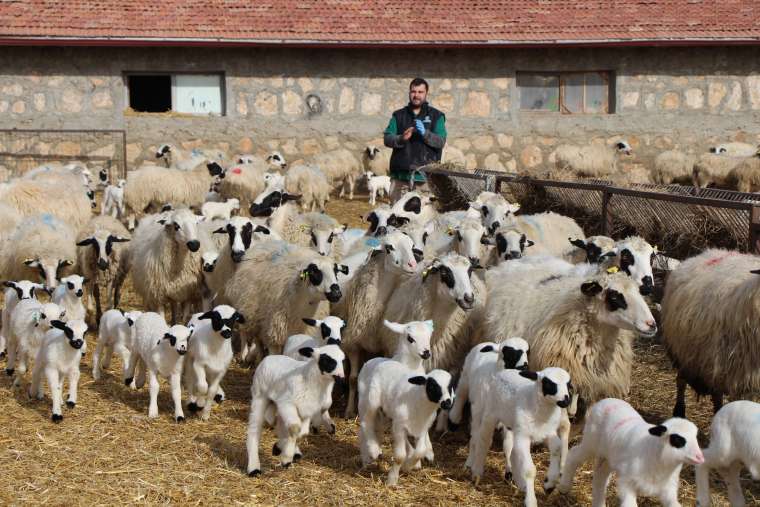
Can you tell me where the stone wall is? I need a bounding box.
[2,45,760,177]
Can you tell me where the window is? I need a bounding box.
[126,73,225,115]
[518,71,613,113]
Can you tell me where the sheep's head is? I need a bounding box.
[364,205,394,237]
[422,253,479,310]
[198,304,245,339]
[76,230,130,271]
[364,145,381,160]
[519,367,572,408]
[380,229,418,274]
[156,144,171,159]
[265,151,287,169]
[408,370,454,410]
[158,209,202,253]
[298,344,346,382]
[249,190,301,217]
[398,222,430,263]
[206,161,226,179]
[23,257,74,291]
[50,319,87,351]
[611,236,656,296]
[213,217,266,263]
[391,191,437,223]
[480,337,530,370]
[116,178,127,189]
[163,324,193,355]
[568,236,616,264]
[472,196,520,234]
[98,167,109,184]
[580,271,657,337]
[201,251,219,273]
[300,260,346,303]
[60,274,86,298]
[709,145,728,154]
[648,418,704,466]
[37,302,66,330]
[615,140,632,156]
[384,319,433,361]
[3,280,46,301]
[489,227,534,261]
[449,218,488,267]
[303,315,345,346]
[309,222,347,257]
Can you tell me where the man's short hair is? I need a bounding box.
[409,78,429,91]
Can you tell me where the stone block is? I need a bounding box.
[621,91,640,109]
[0,100,8,113]
[644,93,656,110]
[684,88,704,109]
[726,81,742,111]
[472,135,494,152]
[338,87,355,114]
[324,136,341,151]
[92,91,113,109]
[360,93,382,115]
[484,153,506,172]
[498,97,510,112]
[61,89,83,113]
[55,141,81,156]
[452,138,471,151]
[2,83,22,96]
[280,138,298,156]
[33,93,46,112]
[439,79,452,91]
[461,91,491,117]
[368,78,384,89]
[708,82,727,108]
[746,75,760,109]
[465,153,478,171]
[520,145,543,169]
[492,78,509,90]
[238,137,254,153]
[254,91,278,116]
[282,90,302,115]
[435,93,455,113]
[11,101,25,114]
[237,92,248,116]
[661,92,679,110]
[297,78,314,93]
[497,134,513,149]
[301,138,321,155]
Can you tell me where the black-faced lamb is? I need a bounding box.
[51,274,86,322]
[101,179,126,219]
[5,300,66,386]
[365,172,391,206]
[28,319,87,422]
[1,280,45,358]
[559,398,704,507]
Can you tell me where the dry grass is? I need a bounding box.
[1,195,758,506]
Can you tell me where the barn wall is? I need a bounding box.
[1,45,760,175]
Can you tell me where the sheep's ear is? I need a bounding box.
[254,225,270,234]
[750,269,760,275]
[408,376,427,386]
[233,312,245,324]
[480,235,493,245]
[526,239,535,247]
[519,370,539,381]
[383,320,406,334]
[2,281,15,288]
[479,345,495,353]
[24,259,40,267]
[81,277,88,284]
[336,264,349,276]
[76,237,95,247]
[213,226,227,234]
[50,320,68,331]
[198,311,215,321]
[423,320,434,331]
[59,259,73,267]
[157,218,168,225]
[163,333,176,346]
[580,281,604,297]
[649,425,668,437]
[110,236,130,243]
[569,238,586,249]
[302,318,318,327]
[282,193,302,203]
[601,251,618,260]
[298,347,314,358]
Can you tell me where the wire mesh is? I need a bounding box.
[0,129,127,180]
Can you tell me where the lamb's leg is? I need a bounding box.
[347,175,355,201]
[386,421,408,486]
[274,402,301,467]
[673,373,687,418]
[448,370,470,429]
[200,371,224,421]
[465,403,483,469]
[123,352,139,389]
[102,343,115,370]
[720,461,746,507]
[46,367,63,422]
[65,368,80,408]
[170,372,184,422]
[616,480,639,507]
[358,403,381,466]
[512,434,538,507]
[4,336,17,377]
[422,431,434,463]
[345,348,360,418]
[369,187,376,206]
[591,459,613,507]
[543,434,563,492]
[558,433,593,494]
[470,413,498,484]
[93,282,103,326]
[558,411,571,474]
[29,362,44,400]
[246,396,267,476]
[115,345,131,383]
[147,370,160,418]
[135,359,146,389]
[14,349,27,387]
[502,428,514,481]
[105,280,115,312]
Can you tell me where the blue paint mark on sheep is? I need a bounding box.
[365,238,381,248]
[41,213,58,230]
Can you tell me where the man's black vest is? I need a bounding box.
[389,102,444,173]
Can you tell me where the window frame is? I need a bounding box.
[517,70,615,114]
[123,71,227,116]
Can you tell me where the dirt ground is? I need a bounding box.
[0,194,758,506]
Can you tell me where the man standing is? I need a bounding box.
[383,77,447,200]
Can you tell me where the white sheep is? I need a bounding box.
[246,344,345,476]
[0,201,22,244]
[336,230,419,417]
[361,145,390,176]
[661,249,760,418]
[125,312,192,421]
[485,266,657,420]
[358,365,453,485]
[559,398,704,507]
[696,400,760,507]
[391,191,439,227]
[283,316,346,360]
[75,215,132,323]
[1,280,45,358]
[184,305,245,420]
[709,141,757,157]
[725,149,760,193]
[284,163,331,212]
[554,140,632,179]
[567,235,617,264]
[28,319,88,423]
[309,148,364,200]
[652,150,696,185]
[101,179,126,218]
[365,172,391,206]
[264,151,288,170]
[223,241,347,364]
[5,300,66,386]
[92,309,142,382]
[201,197,240,221]
[155,144,225,171]
[51,274,87,322]
[0,175,92,232]
[448,337,530,430]
[692,153,743,188]
[500,212,585,260]
[216,159,268,212]
[0,214,76,291]
[469,368,572,506]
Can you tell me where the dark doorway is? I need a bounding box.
[128,75,171,112]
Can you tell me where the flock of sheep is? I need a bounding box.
[1,140,759,507]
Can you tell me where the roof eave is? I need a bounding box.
[0,36,759,48]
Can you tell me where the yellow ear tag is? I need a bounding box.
[447,226,455,236]
[300,225,310,233]
[421,268,430,277]
[606,266,619,274]
[300,271,308,280]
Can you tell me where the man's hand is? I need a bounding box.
[414,119,426,136]
[402,127,414,141]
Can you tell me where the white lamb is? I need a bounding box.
[559,398,704,507]
[358,365,453,486]
[469,367,572,507]
[1,280,45,358]
[5,301,66,386]
[92,309,142,383]
[246,344,345,476]
[51,274,87,323]
[28,319,87,423]
[184,305,245,420]
[101,179,126,218]
[283,316,346,359]
[125,312,193,421]
[696,400,760,507]
[365,172,391,206]
[201,198,240,221]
